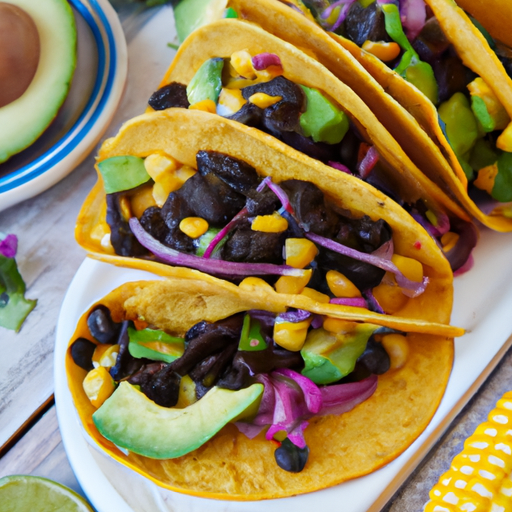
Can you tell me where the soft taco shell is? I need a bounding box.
[76,108,461,335]
[156,17,468,222]
[66,278,454,499]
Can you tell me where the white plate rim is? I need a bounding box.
[0,0,127,212]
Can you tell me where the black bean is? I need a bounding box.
[343,2,390,46]
[357,337,390,375]
[148,82,189,110]
[274,438,309,473]
[70,338,96,371]
[87,305,121,344]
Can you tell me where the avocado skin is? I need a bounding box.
[93,381,263,459]
[0,0,77,163]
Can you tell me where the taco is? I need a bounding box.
[145,17,477,271]
[76,107,464,332]
[66,277,457,499]
[221,0,512,231]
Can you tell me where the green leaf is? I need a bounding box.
[492,152,512,202]
[0,256,37,332]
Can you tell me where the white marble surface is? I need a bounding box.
[0,3,177,450]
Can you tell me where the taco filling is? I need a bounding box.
[97,148,429,315]
[147,34,477,271]
[298,0,512,205]
[70,289,418,473]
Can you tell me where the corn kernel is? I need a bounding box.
[144,153,179,180]
[275,269,312,294]
[83,366,116,408]
[189,99,217,113]
[175,375,197,409]
[230,49,256,79]
[372,280,409,314]
[119,195,132,220]
[249,92,282,109]
[300,287,330,303]
[323,318,357,334]
[251,212,288,233]
[326,270,361,298]
[179,217,209,239]
[285,238,318,268]
[392,254,423,283]
[130,185,157,218]
[239,276,274,291]
[92,344,119,368]
[497,122,512,152]
[381,334,409,369]
[441,231,460,253]
[362,40,401,62]
[175,164,196,183]
[218,88,246,113]
[274,319,311,351]
[474,163,498,195]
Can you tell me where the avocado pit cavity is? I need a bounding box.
[0,2,40,108]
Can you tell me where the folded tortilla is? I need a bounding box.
[76,108,462,335]
[225,0,512,230]
[66,278,455,499]
[154,17,468,225]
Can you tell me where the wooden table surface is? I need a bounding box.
[1,3,511,512]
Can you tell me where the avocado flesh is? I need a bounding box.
[0,0,76,163]
[174,0,226,43]
[93,381,264,459]
[97,156,151,194]
[301,325,379,384]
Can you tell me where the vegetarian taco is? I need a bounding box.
[146,17,477,271]
[220,0,512,231]
[76,107,461,330]
[66,277,458,499]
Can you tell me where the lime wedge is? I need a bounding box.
[0,475,93,512]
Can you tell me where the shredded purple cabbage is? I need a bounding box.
[305,232,428,297]
[328,161,352,174]
[252,53,282,71]
[358,146,379,179]
[129,218,306,278]
[320,0,357,31]
[277,309,312,323]
[0,233,18,259]
[329,297,368,307]
[399,0,427,41]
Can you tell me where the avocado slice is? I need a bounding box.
[301,325,379,384]
[186,58,224,106]
[97,156,151,194]
[299,85,349,145]
[173,0,227,43]
[0,0,77,163]
[128,325,185,363]
[93,381,263,459]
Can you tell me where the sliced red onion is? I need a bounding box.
[311,314,323,329]
[262,178,293,214]
[362,289,386,314]
[234,422,265,439]
[0,233,17,258]
[318,375,378,416]
[203,207,248,259]
[328,161,352,174]
[129,218,306,278]
[411,211,450,238]
[372,239,394,260]
[251,373,277,426]
[445,219,478,274]
[399,0,427,41]
[320,0,357,31]
[453,253,474,277]
[330,297,368,308]
[306,232,428,298]
[273,369,323,414]
[277,309,312,323]
[358,146,379,179]
[252,53,282,71]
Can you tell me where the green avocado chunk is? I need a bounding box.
[97,156,151,194]
[186,58,224,106]
[0,0,77,163]
[301,325,379,384]
[492,152,512,202]
[238,314,267,352]
[173,0,227,43]
[299,85,349,145]
[128,325,185,363]
[93,381,264,459]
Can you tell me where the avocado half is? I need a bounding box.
[0,0,77,163]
